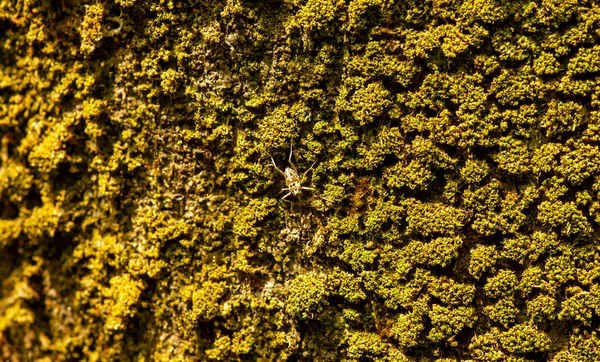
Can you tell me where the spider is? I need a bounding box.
[270,144,317,202]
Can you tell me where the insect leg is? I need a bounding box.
[270,155,286,176]
[301,160,318,182]
[319,195,333,203]
[289,144,299,174]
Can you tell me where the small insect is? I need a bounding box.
[270,144,317,201]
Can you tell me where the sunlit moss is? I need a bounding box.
[4,0,600,360]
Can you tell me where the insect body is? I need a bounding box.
[270,144,317,201]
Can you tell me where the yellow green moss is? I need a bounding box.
[4,0,600,360]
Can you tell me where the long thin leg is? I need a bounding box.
[281,192,292,200]
[297,196,306,206]
[320,196,333,203]
[301,186,315,191]
[270,156,285,176]
[301,160,318,182]
[288,144,299,174]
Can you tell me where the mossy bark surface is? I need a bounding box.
[2,0,600,360]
